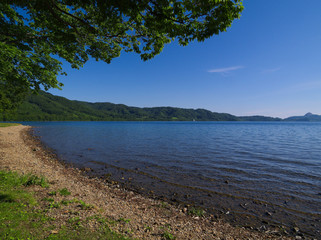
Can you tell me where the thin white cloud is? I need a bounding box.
[208,66,244,73]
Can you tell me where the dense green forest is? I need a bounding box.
[1,91,282,121]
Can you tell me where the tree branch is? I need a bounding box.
[50,1,97,34]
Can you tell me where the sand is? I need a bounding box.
[0,125,291,239]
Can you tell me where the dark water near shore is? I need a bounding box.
[26,121,321,238]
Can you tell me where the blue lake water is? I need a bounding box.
[26,121,321,237]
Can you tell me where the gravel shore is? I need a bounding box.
[0,125,291,239]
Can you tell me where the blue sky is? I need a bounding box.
[49,1,321,118]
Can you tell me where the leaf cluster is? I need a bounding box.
[0,0,243,113]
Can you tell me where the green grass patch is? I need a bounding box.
[117,217,131,224]
[48,191,57,196]
[159,201,169,209]
[58,188,71,196]
[187,207,205,217]
[77,199,95,210]
[162,231,176,240]
[0,123,20,127]
[20,173,49,188]
[0,170,47,239]
[0,170,131,240]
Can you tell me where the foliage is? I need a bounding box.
[0,123,20,127]
[0,171,48,188]
[187,207,205,217]
[3,90,244,121]
[0,0,244,113]
[58,187,71,196]
[4,91,283,121]
[0,170,130,240]
[20,173,49,188]
[162,231,176,240]
[77,199,95,210]
[0,170,43,239]
[0,76,29,120]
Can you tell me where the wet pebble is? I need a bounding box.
[259,225,267,231]
[293,227,300,232]
[265,211,272,216]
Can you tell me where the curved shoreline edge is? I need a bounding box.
[0,125,292,239]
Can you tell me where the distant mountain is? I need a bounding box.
[2,91,240,121]
[0,91,285,121]
[284,112,321,122]
[238,115,282,121]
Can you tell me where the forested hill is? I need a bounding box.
[284,112,321,122]
[3,91,281,121]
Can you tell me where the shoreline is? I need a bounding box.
[0,125,293,239]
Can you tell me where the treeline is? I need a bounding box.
[1,91,282,121]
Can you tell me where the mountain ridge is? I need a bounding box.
[283,112,321,122]
[1,91,319,121]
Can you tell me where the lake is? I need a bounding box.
[26,121,321,237]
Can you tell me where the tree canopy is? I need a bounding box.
[0,0,243,113]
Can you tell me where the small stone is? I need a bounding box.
[225,211,230,215]
[293,227,300,232]
[295,236,302,240]
[260,225,267,231]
